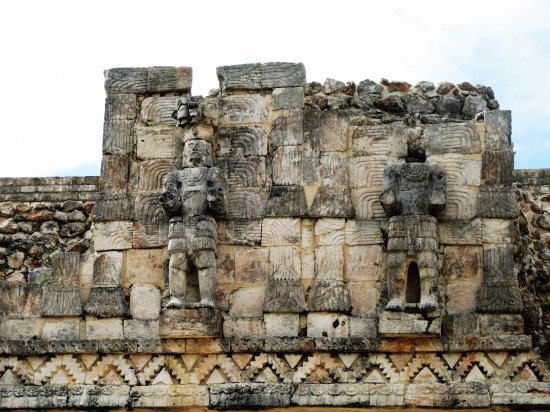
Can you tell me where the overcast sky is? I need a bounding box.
[0,0,548,177]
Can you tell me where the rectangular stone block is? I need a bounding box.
[379,311,440,336]
[309,186,354,218]
[266,185,308,216]
[264,313,299,337]
[100,154,129,192]
[217,245,235,284]
[130,284,161,319]
[140,96,179,126]
[319,153,348,186]
[315,218,345,245]
[226,188,267,219]
[93,221,133,251]
[446,281,482,314]
[0,318,42,339]
[272,87,304,109]
[261,62,306,88]
[405,383,449,407]
[345,219,383,245]
[307,313,349,338]
[222,317,265,337]
[271,109,304,146]
[426,153,481,186]
[478,314,524,335]
[320,111,348,152]
[105,94,137,120]
[132,222,168,248]
[124,248,167,287]
[348,282,378,316]
[225,156,267,188]
[352,188,386,219]
[229,287,266,317]
[146,66,192,93]
[216,126,268,157]
[92,193,134,221]
[218,219,262,246]
[444,185,479,220]
[425,123,481,156]
[482,149,514,186]
[350,155,395,188]
[219,95,268,125]
[477,186,520,218]
[490,382,550,406]
[217,63,262,91]
[103,120,134,155]
[315,245,344,280]
[449,383,490,408]
[137,160,176,192]
[442,246,482,281]
[484,110,512,150]
[272,146,302,185]
[104,67,147,94]
[346,245,385,281]
[482,219,512,244]
[292,384,369,406]
[438,219,482,245]
[0,283,43,317]
[123,319,159,339]
[349,316,377,338]
[85,317,123,339]
[369,383,406,407]
[160,308,221,338]
[261,218,301,246]
[42,319,80,340]
[235,247,268,283]
[136,126,175,159]
[351,124,408,157]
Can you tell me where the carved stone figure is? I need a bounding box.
[379,163,446,311]
[160,128,227,309]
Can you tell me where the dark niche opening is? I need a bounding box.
[406,262,421,304]
[186,262,200,304]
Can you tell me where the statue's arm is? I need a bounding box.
[429,166,447,214]
[207,167,227,217]
[159,171,182,218]
[379,166,400,216]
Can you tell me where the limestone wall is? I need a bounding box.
[0,64,549,409]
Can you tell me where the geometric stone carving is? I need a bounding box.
[345,220,384,246]
[138,160,176,192]
[444,186,479,220]
[261,62,306,88]
[426,154,481,186]
[425,123,481,156]
[217,63,262,91]
[159,308,221,338]
[141,97,179,126]
[210,383,293,409]
[227,188,267,219]
[350,156,396,188]
[477,186,520,218]
[310,187,354,218]
[271,109,304,146]
[136,127,175,159]
[93,222,133,251]
[104,67,147,94]
[272,146,302,185]
[84,252,128,318]
[100,154,129,193]
[482,150,513,186]
[216,126,268,157]
[379,311,440,336]
[105,94,138,121]
[351,125,408,157]
[219,95,268,126]
[146,66,192,94]
[41,252,82,317]
[477,246,523,313]
[352,189,385,219]
[92,194,134,222]
[266,185,308,217]
[438,219,483,245]
[103,120,134,155]
[134,193,167,225]
[261,218,301,246]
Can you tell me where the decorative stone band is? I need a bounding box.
[0,350,548,408]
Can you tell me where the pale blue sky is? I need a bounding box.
[0,0,548,177]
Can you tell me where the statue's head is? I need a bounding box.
[182,133,213,168]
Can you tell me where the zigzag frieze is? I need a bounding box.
[0,351,548,386]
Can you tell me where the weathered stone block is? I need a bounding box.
[319,153,348,186]
[266,185,308,216]
[369,383,406,407]
[103,120,134,155]
[442,246,482,281]
[272,146,302,185]
[320,111,348,152]
[484,110,512,150]
[379,311,440,336]
[230,287,266,317]
[261,62,306,88]
[347,245,385,281]
[478,314,524,335]
[292,384,370,406]
[0,283,43,317]
[100,154,129,193]
[444,185,479,220]
[140,96,178,126]
[271,109,304,146]
[315,218,345,245]
[462,95,487,117]
[130,285,160,320]
[217,126,268,157]
[123,319,159,339]
[352,188,385,219]
[272,87,304,109]
[92,193,134,221]
[350,155,397,188]
[482,219,512,244]
[225,156,267,188]
[348,282,378,316]
[131,385,207,408]
[160,307,221,338]
[42,319,80,340]
[427,154,481,186]
[134,193,166,225]
[349,316,377,338]
[315,245,344,280]
[310,187,354,218]
[227,188,267,219]
[235,247,268,283]
[446,282,482,314]
[85,317,123,340]
[104,67,147,94]
[261,218,301,246]
[438,219,482,245]
[345,220,383,245]
[217,63,262,91]
[124,248,167,287]
[223,317,264,337]
[85,286,128,318]
[210,383,294,408]
[146,66,192,93]
[307,313,349,338]
[425,123,481,156]
[219,95,268,125]
[0,318,42,339]
[351,124,408,157]
[490,382,550,406]
[264,313,299,337]
[218,219,262,246]
[482,149,514,186]
[477,186,520,218]
[264,247,306,313]
[105,94,137,120]
[93,221,133,251]
[405,383,449,407]
[136,127,175,159]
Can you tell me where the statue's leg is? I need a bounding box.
[386,251,407,311]
[193,249,217,308]
[167,251,187,309]
[418,250,438,310]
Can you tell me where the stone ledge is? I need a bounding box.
[514,168,550,186]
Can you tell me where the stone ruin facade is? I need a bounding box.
[0,62,549,409]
